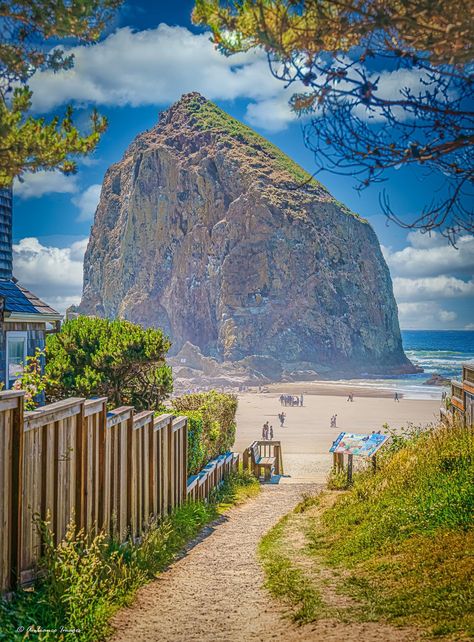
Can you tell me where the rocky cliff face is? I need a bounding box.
[79,92,414,376]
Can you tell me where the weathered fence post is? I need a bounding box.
[10,392,24,590]
[347,454,354,485]
[75,399,86,532]
[372,454,377,474]
[167,416,174,513]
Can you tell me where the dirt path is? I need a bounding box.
[110,485,422,642]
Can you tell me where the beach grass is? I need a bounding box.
[258,422,474,638]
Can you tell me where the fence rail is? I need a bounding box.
[0,391,238,594]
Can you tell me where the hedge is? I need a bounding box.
[172,391,237,475]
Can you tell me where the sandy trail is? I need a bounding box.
[110,484,422,642]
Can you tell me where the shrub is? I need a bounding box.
[45,317,173,410]
[172,391,237,474]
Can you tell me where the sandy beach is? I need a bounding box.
[235,387,441,482]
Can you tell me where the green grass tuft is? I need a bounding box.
[259,515,325,624]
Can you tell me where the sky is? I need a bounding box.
[11,0,474,329]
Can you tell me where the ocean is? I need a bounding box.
[402,330,474,381]
[336,330,474,400]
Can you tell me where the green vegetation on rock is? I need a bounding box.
[185,95,320,187]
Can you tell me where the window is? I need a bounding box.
[6,331,27,388]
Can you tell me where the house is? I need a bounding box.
[441,362,474,428]
[0,187,62,388]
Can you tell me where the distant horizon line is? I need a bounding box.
[401,328,473,332]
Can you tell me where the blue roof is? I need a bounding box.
[0,279,60,316]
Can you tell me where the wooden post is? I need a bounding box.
[167,418,174,513]
[75,400,86,532]
[242,447,249,471]
[182,420,188,504]
[97,401,107,532]
[347,454,353,485]
[10,392,24,589]
[126,411,134,536]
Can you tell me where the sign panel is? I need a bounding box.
[329,432,388,457]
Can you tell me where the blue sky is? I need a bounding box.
[11,0,474,328]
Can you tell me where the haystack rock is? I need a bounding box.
[79,93,415,376]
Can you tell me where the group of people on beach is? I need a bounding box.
[346,393,355,402]
[261,421,274,440]
[279,394,304,407]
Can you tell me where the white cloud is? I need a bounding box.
[28,24,295,132]
[73,184,101,221]
[13,171,78,199]
[384,232,474,329]
[382,233,474,277]
[245,92,301,132]
[13,237,88,313]
[393,276,474,302]
[398,302,457,330]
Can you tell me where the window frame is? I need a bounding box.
[6,330,28,388]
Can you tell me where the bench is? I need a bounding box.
[249,442,275,481]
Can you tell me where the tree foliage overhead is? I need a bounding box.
[0,0,121,187]
[193,0,474,241]
[45,316,173,410]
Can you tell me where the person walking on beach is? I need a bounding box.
[394,392,400,402]
[300,393,304,406]
[280,412,286,427]
[269,425,274,440]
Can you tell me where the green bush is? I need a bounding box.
[45,317,173,410]
[172,391,237,474]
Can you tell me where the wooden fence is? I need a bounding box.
[0,391,238,594]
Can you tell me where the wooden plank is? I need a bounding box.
[154,413,173,431]
[126,412,134,537]
[97,401,107,531]
[172,416,187,432]
[75,401,86,531]
[0,410,6,591]
[24,398,85,432]
[133,410,154,430]
[167,418,174,512]
[84,397,108,418]
[161,423,168,515]
[107,406,133,429]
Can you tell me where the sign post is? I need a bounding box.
[329,432,389,485]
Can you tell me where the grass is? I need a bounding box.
[183,96,368,223]
[259,423,474,639]
[186,95,318,187]
[259,509,325,624]
[0,470,260,642]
